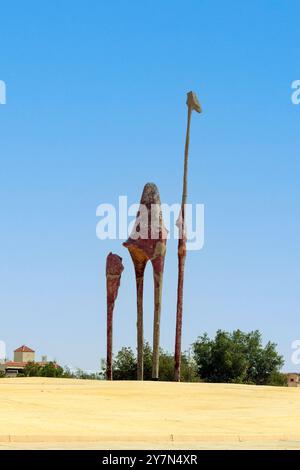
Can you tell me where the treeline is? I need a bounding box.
[110,343,197,381]
[20,362,101,380]
[107,330,287,386]
[1,329,288,385]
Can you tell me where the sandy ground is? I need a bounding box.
[0,378,299,450]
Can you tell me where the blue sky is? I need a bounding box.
[1,0,299,371]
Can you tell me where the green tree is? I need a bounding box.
[75,368,101,380]
[23,361,42,377]
[110,343,198,382]
[40,362,64,378]
[142,342,154,380]
[62,366,76,379]
[112,346,137,380]
[266,371,288,386]
[193,330,284,385]
[23,361,64,378]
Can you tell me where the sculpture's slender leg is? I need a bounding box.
[174,235,186,382]
[106,301,114,381]
[151,246,166,380]
[106,253,124,381]
[129,250,148,381]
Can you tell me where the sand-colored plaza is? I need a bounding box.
[0,378,299,449]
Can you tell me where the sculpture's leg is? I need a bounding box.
[151,245,166,380]
[106,253,124,381]
[174,237,186,382]
[129,250,148,381]
[136,269,145,381]
[106,302,114,380]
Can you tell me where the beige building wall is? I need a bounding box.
[14,351,35,363]
[287,373,299,387]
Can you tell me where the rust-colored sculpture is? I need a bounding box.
[104,92,201,382]
[174,91,201,382]
[123,183,167,380]
[106,252,124,380]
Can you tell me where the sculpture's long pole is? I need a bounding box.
[174,106,191,382]
[174,92,201,382]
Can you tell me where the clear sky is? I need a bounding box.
[1,1,299,371]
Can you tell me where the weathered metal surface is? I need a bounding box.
[186,91,202,114]
[174,91,201,382]
[123,183,167,380]
[106,252,124,380]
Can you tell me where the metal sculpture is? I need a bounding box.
[174,91,201,382]
[106,252,124,380]
[123,183,167,380]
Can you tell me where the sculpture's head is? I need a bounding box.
[123,182,168,260]
[140,182,161,206]
[106,252,124,276]
[186,91,202,113]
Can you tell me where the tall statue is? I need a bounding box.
[124,183,167,380]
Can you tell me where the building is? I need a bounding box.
[287,373,300,387]
[0,345,54,377]
[13,345,35,363]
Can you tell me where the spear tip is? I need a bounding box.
[186,91,202,113]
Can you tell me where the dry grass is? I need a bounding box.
[0,378,299,449]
